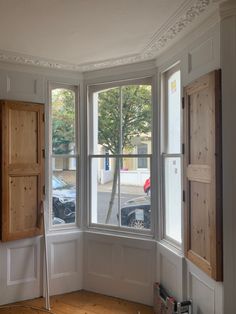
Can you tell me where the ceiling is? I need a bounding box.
[0,0,220,71]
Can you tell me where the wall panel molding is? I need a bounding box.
[87,240,113,279]
[122,245,152,287]
[0,238,41,305]
[187,261,223,314]
[156,242,185,302]
[0,70,44,103]
[84,233,156,305]
[7,244,37,286]
[189,272,215,314]
[51,240,78,279]
[47,232,83,296]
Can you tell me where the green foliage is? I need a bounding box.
[98,85,151,154]
[52,89,75,154]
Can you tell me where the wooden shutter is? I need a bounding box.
[0,100,45,242]
[183,70,222,281]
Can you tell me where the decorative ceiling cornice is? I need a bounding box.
[141,0,210,58]
[0,51,82,71]
[220,0,236,19]
[0,0,222,73]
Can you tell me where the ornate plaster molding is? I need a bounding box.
[141,0,210,58]
[0,51,81,71]
[0,0,222,72]
[79,54,144,72]
[220,0,236,19]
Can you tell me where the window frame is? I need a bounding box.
[160,64,183,248]
[87,76,155,236]
[48,82,80,230]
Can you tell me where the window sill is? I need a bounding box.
[157,238,184,258]
[48,223,82,234]
[85,224,154,241]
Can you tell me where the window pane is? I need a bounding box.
[95,87,120,155]
[91,156,151,229]
[167,71,181,153]
[164,157,181,242]
[91,157,119,226]
[120,157,151,230]
[93,85,152,155]
[52,157,76,225]
[52,88,76,155]
[121,85,152,155]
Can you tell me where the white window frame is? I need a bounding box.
[161,64,183,248]
[48,82,80,230]
[87,77,154,236]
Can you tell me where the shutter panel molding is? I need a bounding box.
[183,70,222,281]
[0,100,45,242]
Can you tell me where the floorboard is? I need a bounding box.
[0,291,154,314]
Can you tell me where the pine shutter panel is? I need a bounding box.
[0,100,45,242]
[183,70,222,281]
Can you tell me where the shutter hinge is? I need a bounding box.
[42,113,45,122]
[182,97,185,109]
[182,143,185,155]
[43,185,45,195]
[42,149,45,158]
[183,190,186,202]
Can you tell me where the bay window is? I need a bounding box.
[88,79,152,231]
[47,69,182,243]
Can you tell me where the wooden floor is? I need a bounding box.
[0,291,154,314]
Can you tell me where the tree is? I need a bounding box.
[98,85,152,223]
[52,89,75,155]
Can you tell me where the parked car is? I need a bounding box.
[120,196,151,229]
[143,177,151,196]
[52,176,76,223]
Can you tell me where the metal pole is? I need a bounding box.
[42,201,51,311]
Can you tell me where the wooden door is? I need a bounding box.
[183,70,222,281]
[0,100,45,241]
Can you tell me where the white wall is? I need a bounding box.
[46,231,83,296]
[0,63,84,304]
[0,237,41,305]
[154,15,224,313]
[0,5,232,313]
[220,1,236,312]
[82,12,224,312]
[83,232,156,305]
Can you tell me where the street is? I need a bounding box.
[97,191,142,225]
[96,183,144,225]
